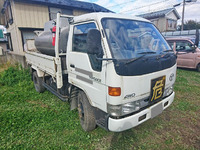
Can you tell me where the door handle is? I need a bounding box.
[70,64,75,68]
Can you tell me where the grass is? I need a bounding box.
[0,66,200,149]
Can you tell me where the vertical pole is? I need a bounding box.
[55,13,63,89]
[55,13,60,58]
[181,0,185,31]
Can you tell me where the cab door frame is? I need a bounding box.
[175,40,196,68]
[67,21,108,112]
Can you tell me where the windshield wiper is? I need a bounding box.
[125,54,146,65]
[163,49,173,52]
[137,51,156,54]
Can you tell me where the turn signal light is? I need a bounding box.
[108,87,121,96]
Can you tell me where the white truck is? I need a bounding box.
[25,13,177,132]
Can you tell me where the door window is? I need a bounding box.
[175,41,193,52]
[167,41,174,49]
[72,22,103,72]
[72,23,97,53]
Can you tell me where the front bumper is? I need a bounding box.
[108,92,175,132]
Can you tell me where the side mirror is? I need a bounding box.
[191,45,196,52]
[87,29,102,56]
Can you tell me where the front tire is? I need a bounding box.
[32,71,45,93]
[78,91,96,132]
[197,64,200,72]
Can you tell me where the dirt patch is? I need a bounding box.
[156,110,200,149]
[177,115,200,149]
[95,134,113,150]
[0,65,9,73]
[27,100,50,108]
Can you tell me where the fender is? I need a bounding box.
[31,65,45,77]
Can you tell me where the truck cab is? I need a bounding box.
[26,13,177,132]
[67,13,176,131]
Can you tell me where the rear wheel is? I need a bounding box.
[32,71,45,93]
[197,64,200,72]
[78,91,96,132]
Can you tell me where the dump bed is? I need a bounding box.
[25,51,58,77]
[25,50,66,89]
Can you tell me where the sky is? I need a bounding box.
[79,0,200,24]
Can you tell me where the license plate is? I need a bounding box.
[149,76,166,103]
[151,103,163,118]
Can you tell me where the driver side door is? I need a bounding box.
[175,40,196,68]
[67,22,107,111]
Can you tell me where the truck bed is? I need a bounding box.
[25,51,67,78]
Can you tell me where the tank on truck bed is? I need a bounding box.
[25,14,73,90]
[35,18,70,56]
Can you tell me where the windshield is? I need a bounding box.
[102,18,171,59]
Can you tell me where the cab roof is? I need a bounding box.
[73,12,150,24]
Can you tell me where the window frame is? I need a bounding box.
[175,40,193,52]
[6,33,13,51]
[167,19,177,30]
[72,21,98,53]
[72,21,103,72]
[167,40,175,50]
[19,28,43,51]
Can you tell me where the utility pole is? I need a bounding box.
[181,0,186,31]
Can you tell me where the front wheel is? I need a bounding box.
[32,71,45,93]
[197,64,200,72]
[78,91,96,132]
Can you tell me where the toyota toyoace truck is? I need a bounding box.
[25,12,177,132]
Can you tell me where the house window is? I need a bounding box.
[20,29,42,51]
[0,29,4,38]
[49,7,73,20]
[167,19,177,30]
[6,33,13,51]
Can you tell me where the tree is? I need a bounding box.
[177,20,200,31]
[184,20,200,30]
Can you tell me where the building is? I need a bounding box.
[0,26,8,64]
[0,0,110,67]
[138,8,180,32]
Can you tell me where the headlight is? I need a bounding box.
[163,85,174,98]
[107,99,148,117]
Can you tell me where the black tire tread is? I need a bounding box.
[197,64,200,72]
[33,71,45,93]
[78,91,96,132]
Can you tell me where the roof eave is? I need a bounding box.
[165,8,181,19]
[13,0,111,12]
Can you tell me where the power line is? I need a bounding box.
[130,1,200,18]
[120,0,170,13]
[118,0,200,14]
[107,0,136,8]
